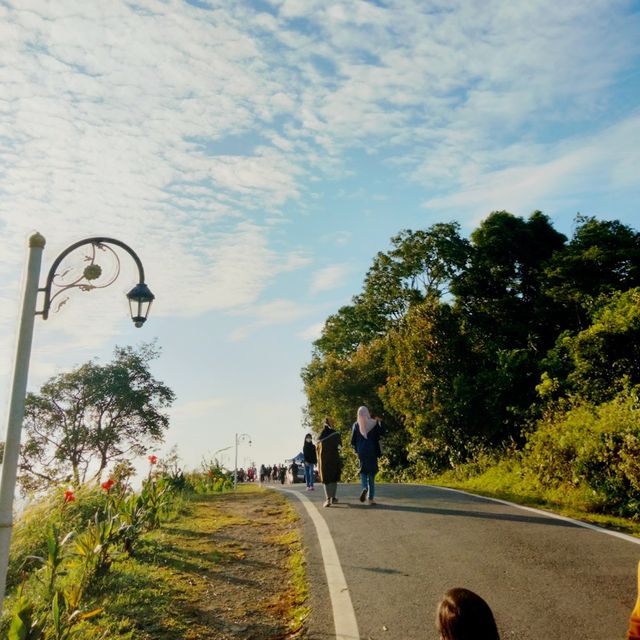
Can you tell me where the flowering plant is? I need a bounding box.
[101,478,115,491]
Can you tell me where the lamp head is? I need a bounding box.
[126,282,155,327]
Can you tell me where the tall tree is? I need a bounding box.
[381,298,497,470]
[313,223,468,359]
[360,223,470,328]
[452,210,566,350]
[313,300,384,359]
[448,211,567,439]
[20,343,175,492]
[544,215,640,330]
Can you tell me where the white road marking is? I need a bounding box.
[280,488,360,640]
[430,484,640,545]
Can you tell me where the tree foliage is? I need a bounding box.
[543,215,640,329]
[302,212,640,479]
[20,343,175,492]
[381,299,476,467]
[539,288,640,404]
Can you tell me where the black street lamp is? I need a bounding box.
[38,236,155,327]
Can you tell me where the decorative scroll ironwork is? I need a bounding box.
[37,237,147,319]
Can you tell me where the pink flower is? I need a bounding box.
[64,490,76,503]
[101,478,115,491]
[148,454,158,465]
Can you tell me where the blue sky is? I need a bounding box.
[0,0,639,476]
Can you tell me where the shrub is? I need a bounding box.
[523,387,640,516]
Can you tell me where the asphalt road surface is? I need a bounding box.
[278,483,640,640]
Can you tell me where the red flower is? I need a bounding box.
[101,478,115,491]
[63,490,76,503]
[148,454,158,465]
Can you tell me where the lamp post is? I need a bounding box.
[234,433,252,490]
[0,233,154,615]
[213,446,232,468]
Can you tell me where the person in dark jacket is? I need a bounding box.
[317,417,342,507]
[351,405,382,505]
[302,433,317,491]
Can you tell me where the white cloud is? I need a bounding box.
[310,264,349,295]
[228,298,314,341]
[422,112,640,220]
[298,321,324,342]
[320,231,352,246]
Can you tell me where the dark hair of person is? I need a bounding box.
[436,587,500,640]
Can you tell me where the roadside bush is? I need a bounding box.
[7,484,110,592]
[523,388,640,517]
[3,450,237,638]
[3,472,184,636]
[185,460,234,493]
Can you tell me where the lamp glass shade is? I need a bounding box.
[127,283,155,327]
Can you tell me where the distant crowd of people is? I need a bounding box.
[234,465,256,483]
[257,462,299,485]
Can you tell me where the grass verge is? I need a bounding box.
[58,484,307,639]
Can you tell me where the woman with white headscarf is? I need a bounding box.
[351,405,383,505]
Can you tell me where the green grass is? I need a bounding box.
[268,528,310,634]
[3,486,309,639]
[59,495,230,639]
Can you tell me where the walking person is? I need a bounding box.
[317,417,342,507]
[303,433,317,491]
[351,405,382,505]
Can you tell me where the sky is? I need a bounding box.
[1,0,639,479]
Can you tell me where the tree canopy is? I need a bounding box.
[302,213,640,476]
[20,343,175,492]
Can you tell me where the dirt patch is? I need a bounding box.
[163,486,308,640]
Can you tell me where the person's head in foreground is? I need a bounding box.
[436,587,500,640]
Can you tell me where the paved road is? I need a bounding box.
[278,483,640,640]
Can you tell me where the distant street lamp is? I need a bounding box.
[213,446,232,467]
[234,433,252,490]
[0,233,154,614]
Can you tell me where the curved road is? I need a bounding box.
[277,483,639,640]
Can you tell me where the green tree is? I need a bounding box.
[449,211,567,440]
[382,298,493,470]
[452,210,566,351]
[360,223,469,328]
[544,215,640,330]
[539,288,640,404]
[305,223,469,473]
[20,343,175,492]
[313,300,384,359]
[313,223,469,359]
